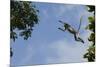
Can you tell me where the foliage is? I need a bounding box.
[84,5,95,62]
[10,48,13,57]
[10,0,39,42]
[10,0,39,57]
[84,45,95,61]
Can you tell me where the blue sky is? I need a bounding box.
[10,2,93,66]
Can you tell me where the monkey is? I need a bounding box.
[58,20,84,43]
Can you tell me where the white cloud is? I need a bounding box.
[19,30,90,65]
[19,44,36,65]
[45,31,90,64]
[52,5,76,17]
[42,10,49,19]
[45,40,87,64]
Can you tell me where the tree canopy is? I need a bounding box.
[10,0,39,42]
[10,0,39,57]
[84,5,95,62]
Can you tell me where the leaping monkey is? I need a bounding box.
[58,16,84,43]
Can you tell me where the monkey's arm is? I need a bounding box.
[58,27,65,32]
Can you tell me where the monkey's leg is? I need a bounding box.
[78,37,84,43]
[74,34,78,41]
[74,34,84,43]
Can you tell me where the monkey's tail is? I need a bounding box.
[77,15,84,33]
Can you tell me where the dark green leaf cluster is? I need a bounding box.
[84,5,95,62]
[87,5,95,13]
[84,45,95,62]
[10,0,39,41]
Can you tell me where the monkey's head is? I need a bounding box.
[64,23,70,28]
